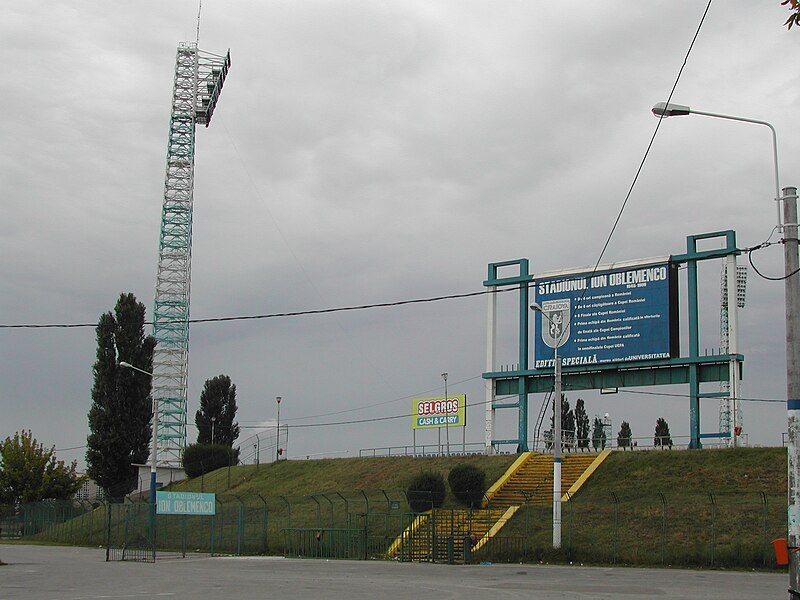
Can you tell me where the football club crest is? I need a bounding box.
[541,299,570,349]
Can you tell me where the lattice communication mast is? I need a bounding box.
[719,262,747,445]
[152,42,230,467]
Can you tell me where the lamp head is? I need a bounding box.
[119,361,133,369]
[530,302,542,312]
[652,102,691,117]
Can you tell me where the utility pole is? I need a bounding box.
[784,186,800,598]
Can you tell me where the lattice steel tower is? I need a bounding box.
[719,262,747,445]
[152,42,230,467]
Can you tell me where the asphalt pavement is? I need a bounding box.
[0,544,788,599]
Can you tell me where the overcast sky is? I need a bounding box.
[2,2,799,469]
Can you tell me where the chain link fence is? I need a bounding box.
[3,488,786,568]
[478,490,784,568]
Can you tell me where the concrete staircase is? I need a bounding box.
[487,451,608,510]
[387,508,508,562]
[387,450,610,562]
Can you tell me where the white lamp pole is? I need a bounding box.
[119,361,158,510]
[531,303,563,549]
[653,102,799,596]
[442,372,449,456]
[276,396,282,462]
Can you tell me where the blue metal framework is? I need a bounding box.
[483,230,742,452]
[152,43,230,467]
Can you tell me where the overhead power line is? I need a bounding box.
[0,289,510,330]
[578,0,712,292]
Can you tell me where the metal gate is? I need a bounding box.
[105,502,155,563]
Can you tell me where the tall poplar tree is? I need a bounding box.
[654,417,673,448]
[195,375,240,446]
[86,293,156,498]
[574,398,590,449]
[592,417,607,450]
[617,421,633,448]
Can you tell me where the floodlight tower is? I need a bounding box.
[151,42,230,468]
[719,262,747,446]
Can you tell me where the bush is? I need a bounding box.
[182,443,239,478]
[448,464,486,508]
[406,470,446,512]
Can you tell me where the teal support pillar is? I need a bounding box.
[687,252,701,448]
[517,281,530,452]
[675,230,739,449]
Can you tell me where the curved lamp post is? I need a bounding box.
[530,302,565,549]
[653,102,800,595]
[119,361,158,507]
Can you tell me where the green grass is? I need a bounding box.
[22,448,789,568]
[484,448,787,568]
[169,454,516,501]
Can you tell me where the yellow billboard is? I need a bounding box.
[412,395,466,429]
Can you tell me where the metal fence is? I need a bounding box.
[4,488,786,568]
[479,490,784,568]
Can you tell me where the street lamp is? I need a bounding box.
[442,372,449,456]
[119,361,158,541]
[651,102,781,230]
[530,302,565,550]
[276,396,282,462]
[653,102,800,595]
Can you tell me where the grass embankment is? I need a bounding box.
[171,453,516,501]
[29,454,517,555]
[488,447,787,568]
[27,448,788,568]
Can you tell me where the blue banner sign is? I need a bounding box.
[534,260,677,367]
[156,491,216,516]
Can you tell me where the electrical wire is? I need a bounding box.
[238,375,485,426]
[744,239,800,281]
[569,0,713,306]
[0,288,512,330]
[614,387,783,404]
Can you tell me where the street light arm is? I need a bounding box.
[652,102,781,229]
[119,361,154,377]
[689,109,781,224]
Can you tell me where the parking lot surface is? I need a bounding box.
[0,544,787,599]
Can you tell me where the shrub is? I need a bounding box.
[448,464,486,508]
[182,443,239,478]
[406,470,446,512]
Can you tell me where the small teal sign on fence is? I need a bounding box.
[156,491,216,516]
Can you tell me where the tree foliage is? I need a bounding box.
[182,443,239,478]
[617,421,633,448]
[654,417,673,447]
[548,395,575,449]
[447,464,486,508]
[782,0,800,29]
[195,375,240,446]
[562,397,575,448]
[574,398,590,449]
[86,293,156,498]
[407,470,446,512]
[592,417,607,450]
[0,431,83,505]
